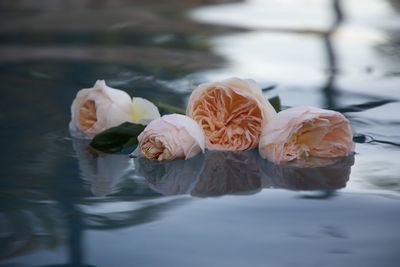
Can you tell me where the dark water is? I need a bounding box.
[1,0,400,266]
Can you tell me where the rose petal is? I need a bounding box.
[132,97,161,125]
[95,80,133,116]
[186,77,276,151]
[259,106,354,164]
[162,114,206,153]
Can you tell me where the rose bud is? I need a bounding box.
[259,106,354,164]
[69,80,160,139]
[138,114,205,161]
[186,77,276,151]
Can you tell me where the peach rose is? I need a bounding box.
[138,114,205,161]
[259,106,354,164]
[69,80,160,139]
[186,77,277,151]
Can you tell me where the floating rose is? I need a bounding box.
[138,114,205,161]
[187,77,277,151]
[259,106,354,164]
[69,80,160,139]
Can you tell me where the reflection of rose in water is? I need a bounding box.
[136,151,262,197]
[191,150,262,197]
[259,155,355,191]
[137,151,354,197]
[135,155,205,195]
[72,139,133,196]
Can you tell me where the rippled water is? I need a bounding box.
[1,0,400,266]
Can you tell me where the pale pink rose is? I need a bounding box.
[69,80,160,139]
[138,114,205,161]
[259,106,354,164]
[186,77,277,151]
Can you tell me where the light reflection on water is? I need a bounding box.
[1,0,400,266]
[137,150,353,197]
[191,0,400,196]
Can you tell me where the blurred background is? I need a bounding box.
[1,0,400,266]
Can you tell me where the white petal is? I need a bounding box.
[132,97,161,125]
[69,80,134,139]
[94,80,133,116]
[106,103,134,128]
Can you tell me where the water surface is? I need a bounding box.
[1,0,400,266]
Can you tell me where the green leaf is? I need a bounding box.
[268,96,281,112]
[90,122,145,153]
[155,101,185,115]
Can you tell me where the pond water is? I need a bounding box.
[1,0,400,266]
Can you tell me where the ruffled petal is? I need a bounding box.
[187,78,274,151]
[259,106,354,164]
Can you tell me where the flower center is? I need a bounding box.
[284,118,331,160]
[79,100,97,130]
[192,87,262,150]
[142,136,168,160]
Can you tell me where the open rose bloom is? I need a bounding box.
[259,106,354,164]
[69,80,160,139]
[138,114,205,161]
[187,77,277,151]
